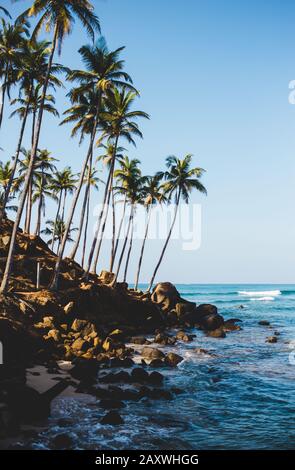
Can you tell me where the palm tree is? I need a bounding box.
[50,39,135,289]
[0,160,18,216]
[85,88,149,279]
[0,39,63,221]
[41,218,78,250]
[95,142,125,272]
[147,155,207,292]
[134,174,165,290]
[0,6,11,19]
[69,164,100,261]
[49,167,77,252]
[0,17,30,128]
[0,0,100,294]
[32,149,58,236]
[112,166,145,284]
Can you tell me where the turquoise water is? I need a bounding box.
[34,284,295,450]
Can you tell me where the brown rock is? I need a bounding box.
[71,338,89,352]
[165,352,183,367]
[266,336,277,343]
[142,347,165,360]
[207,327,226,338]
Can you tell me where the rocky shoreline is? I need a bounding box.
[0,219,241,448]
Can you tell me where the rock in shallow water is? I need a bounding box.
[100,410,124,425]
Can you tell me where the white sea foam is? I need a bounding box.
[250,296,275,301]
[238,290,281,297]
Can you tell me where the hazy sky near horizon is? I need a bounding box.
[2,0,295,284]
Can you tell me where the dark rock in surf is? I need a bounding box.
[100,410,124,425]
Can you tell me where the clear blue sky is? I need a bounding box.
[2,0,295,284]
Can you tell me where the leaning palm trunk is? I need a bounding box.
[134,205,152,290]
[69,154,93,261]
[85,135,119,277]
[50,109,101,290]
[109,195,127,272]
[91,166,115,273]
[0,85,32,222]
[51,191,62,252]
[81,191,90,268]
[24,182,33,233]
[112,204,133,285]
[0,28,58,295]
[0,68,8,129]
[147,191,181,292]
[110,189,116,266]
[123,214,134,282]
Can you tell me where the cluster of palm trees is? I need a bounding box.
[0,1,207,294]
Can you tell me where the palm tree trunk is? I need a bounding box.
[85,134,119,277]
[81,189,90,268]
[51,191,62,252]
[110,189,116,267]
[60,190,67,224]
[134,205,152,290]
[91,166,115,273]
[0,27,58,295]
[123,212,134,282]
[25,181,33,233]
[34,170,44,237]
[147,190,181,292]
[69,153,93,261]
[0,85,32,222]
[69,180,89,261]
[49,109,101,290]
[0,69,8,129]
[111,204,133,285]
[110,196,127,272]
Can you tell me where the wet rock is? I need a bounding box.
[70,359,100,380]
[266,336,277,343]
[154,332,176,345]
[57,418,73,427]
[100,410,124,425]
[148,371,164,385]
[130,336,151,345]
[142,347,165,361]
[223,319,242,331]
[130,367,149,383]
[175,301,196,317]
[207,328,226,338]
[165,352,183,367]
[98,399,125,409]
[259,320,270,326]
[50,432,74,449]
[274,331,280,336]
[149,359,166,368]
[175,330,194,342]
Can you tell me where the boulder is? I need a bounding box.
[266,336,277,343]
[148,371,164,385]
[130,367,149,383]
[175,330,194,342]
[207,328,226,338]
[71,319,88,332]
[46,329,61,342]
[50,432,74,449]
[165,352,183,367]
[141,347,165,361]
[151,282,182,313]
[100,410,124,425]
[71,338,89,352]
[130,336,150,345]
[98,399,125,409]
[154,333,176,345]
[259,320,270,326]
[63,302,74,315]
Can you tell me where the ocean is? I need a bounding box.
[32,284,295,450]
